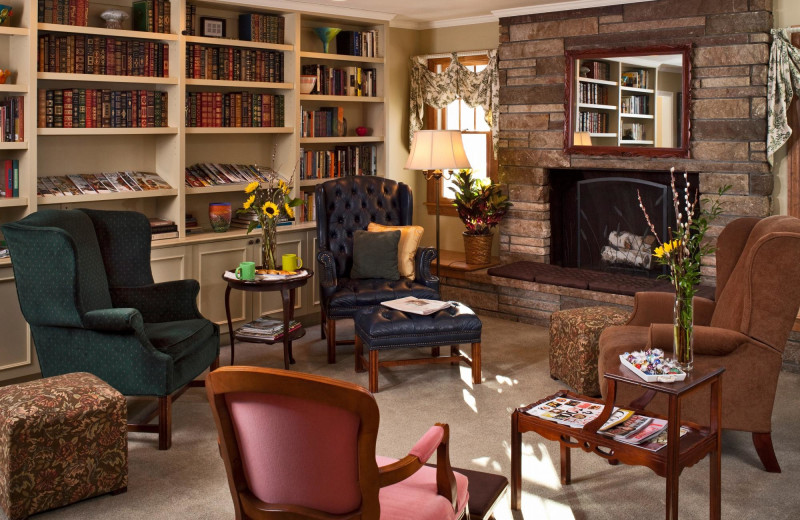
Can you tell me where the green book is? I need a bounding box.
[132,1,148,31]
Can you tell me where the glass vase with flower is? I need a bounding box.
[239,167,302,270]
[638,168,728,371]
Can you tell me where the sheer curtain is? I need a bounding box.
[409,50,499,156]
[767,28,800,166]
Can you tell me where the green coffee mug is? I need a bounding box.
[235,261,256,281]
[282,254,303,272]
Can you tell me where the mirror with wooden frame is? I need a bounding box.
[564,44,691,158]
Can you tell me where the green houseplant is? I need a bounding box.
[450,169,512,264]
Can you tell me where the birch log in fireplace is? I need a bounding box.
[601,231,655,269]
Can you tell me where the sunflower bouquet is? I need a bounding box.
[638,167,727,370]
[239,167,303,270]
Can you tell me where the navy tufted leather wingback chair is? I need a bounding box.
[316,177,439,363]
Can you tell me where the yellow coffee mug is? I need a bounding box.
[282,254,303,272]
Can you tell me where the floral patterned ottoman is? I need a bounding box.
[0,372,127,520]
[549,307,631,396]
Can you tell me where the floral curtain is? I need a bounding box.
[409,50,499,157]
[767,28,800,166]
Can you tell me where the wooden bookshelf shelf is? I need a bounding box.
[0,26,29,37]
[0,197,29,208]
[0,84,29,93]
[37,73,179,85]
[0,142,28,150]
[299,94,383,103]
[184,127,294,135]
[299,51,383,63]
[37,189,178,205]
[184,35,293,52]
[299,136,384,144]
[37,127,180,136]
[186,184,248,194]
[184,79,293,90]
[37,23,179,41]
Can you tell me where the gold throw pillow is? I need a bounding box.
[367,223,424,279]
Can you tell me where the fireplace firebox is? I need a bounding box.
[550,169,698,278]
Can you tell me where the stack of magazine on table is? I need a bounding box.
[525,396,691,452]
[235,317,301,342]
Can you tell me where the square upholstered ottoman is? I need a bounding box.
[549,306,630,396]
[0,372,128,520]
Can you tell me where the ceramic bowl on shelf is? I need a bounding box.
[100,9,128,29]
[0,5,12,26]
[300,75,317,95]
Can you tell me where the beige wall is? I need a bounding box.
[386,22,500,252]
[772,0,800,215]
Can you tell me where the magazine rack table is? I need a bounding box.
[511,363,723,519]
[223,269,313,369]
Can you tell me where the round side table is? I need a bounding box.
[222,269,313,369]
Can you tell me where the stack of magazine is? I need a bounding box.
[525,396,690,452]
[235,317,301,342]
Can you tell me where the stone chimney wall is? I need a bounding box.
[497,0,774,281]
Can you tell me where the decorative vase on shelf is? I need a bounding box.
[209,202,232,232]
[260,219,277,270]
[673,288,693,371]
[100,9,128,29]
[0,5,12,26]
[313,27,341,54]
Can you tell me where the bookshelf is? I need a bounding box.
[0,1,389,382]
[574,57,665,147]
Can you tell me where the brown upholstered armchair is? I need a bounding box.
[598,215,800,473]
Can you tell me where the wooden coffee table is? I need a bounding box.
[511,363,723,519]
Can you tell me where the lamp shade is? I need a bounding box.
[405,130,472,171]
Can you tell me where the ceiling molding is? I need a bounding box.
[220,0,396,22]
[417,14,499,30]
[492,0,653,19]
[390,19,423,29]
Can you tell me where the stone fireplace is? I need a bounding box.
[438,0,799,371]
[495,0,773,285]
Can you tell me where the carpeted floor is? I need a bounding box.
[32,315,800,519]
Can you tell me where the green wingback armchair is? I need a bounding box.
[1,209,220,450]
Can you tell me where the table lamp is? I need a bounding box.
[405,130,472,277]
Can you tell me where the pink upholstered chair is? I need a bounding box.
[206,366,469,519]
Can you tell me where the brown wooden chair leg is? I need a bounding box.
[369,349,379,393]
[158,395,172,451]
[753,432,781,473]
[432,346,440,357]
[471,342,481,384]
[327,317,336,364]
[354,335,364,372]
[320,307,326,339]
[451,345,460,365]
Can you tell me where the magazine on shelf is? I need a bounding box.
[381,297,451,315]
[616,418,667,445]
[600,414,653,440]
[236,317,301,341]
[525,396,626,430]
[636,425,692,452]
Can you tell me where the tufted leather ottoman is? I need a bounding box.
[353,303,482,393]
[0,373,128,520]
[549,306,631,396]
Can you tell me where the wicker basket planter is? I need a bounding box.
[463,232,493,265]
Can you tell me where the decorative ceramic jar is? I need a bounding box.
[209,202,232,232]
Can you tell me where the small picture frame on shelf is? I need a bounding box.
[200,17,226,38]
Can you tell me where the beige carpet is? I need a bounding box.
[32,316,800,519]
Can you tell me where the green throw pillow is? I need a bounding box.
[350,229,400,280]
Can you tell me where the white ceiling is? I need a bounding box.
[256,0,653,29]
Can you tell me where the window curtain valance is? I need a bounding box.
[767,28,800,166]
[409,50,499,157]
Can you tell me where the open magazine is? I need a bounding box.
[381,297,451,315]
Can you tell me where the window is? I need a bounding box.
[424,55,497,216]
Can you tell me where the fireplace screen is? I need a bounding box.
[550,170,695,278]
